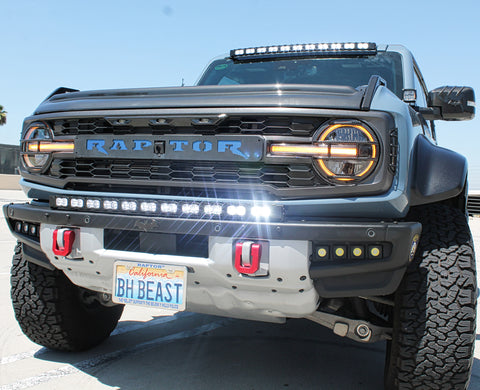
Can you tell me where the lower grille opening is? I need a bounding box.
[104,230,209,258]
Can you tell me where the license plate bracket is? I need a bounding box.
[112,261,187,311]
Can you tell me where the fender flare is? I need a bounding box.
[410,135,467,206]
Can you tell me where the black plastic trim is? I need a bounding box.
[361,75,386,111]
[43,87,80,102]
[22,242,55,271]
[410,135,467,206]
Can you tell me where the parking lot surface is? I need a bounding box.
[1,190,480,390]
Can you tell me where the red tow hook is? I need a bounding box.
[52,228,76,256]
[235,241,262,274]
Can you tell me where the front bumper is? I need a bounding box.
[4,201,421,322]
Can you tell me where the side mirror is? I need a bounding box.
[420,86,475,121]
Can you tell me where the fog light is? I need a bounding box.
[316,246,329,259]
[351,246,364,259]
[369,245,382,258]
[333,246,347,259]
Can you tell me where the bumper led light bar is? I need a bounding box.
[51,196,283,221]
[231,42,376,60]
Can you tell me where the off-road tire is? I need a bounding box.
[384,204,477,389]
[11,242,124,351]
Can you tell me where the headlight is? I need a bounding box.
[21,122,74,172]
[269,121,378,183]
[316,123,378,182]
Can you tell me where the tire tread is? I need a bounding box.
[385,204,476,389]
[11,242,123,351]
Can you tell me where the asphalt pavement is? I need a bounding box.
[1,190,480,390]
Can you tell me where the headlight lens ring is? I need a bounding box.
[316,123,378,182]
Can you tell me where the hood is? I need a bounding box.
[34,84,367,114]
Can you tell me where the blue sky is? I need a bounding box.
[1,0,479,186]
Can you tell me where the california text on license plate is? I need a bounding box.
[112,261,187,311]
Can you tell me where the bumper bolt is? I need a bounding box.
[102,293,111,302]
[355,324,371,339]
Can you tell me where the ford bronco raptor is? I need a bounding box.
[4,42,476,389]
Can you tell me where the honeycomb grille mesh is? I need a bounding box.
[49,159,326,188]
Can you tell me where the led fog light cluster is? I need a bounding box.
[51,196,282,221]
[314,243,388,261]
[12,220,40,240]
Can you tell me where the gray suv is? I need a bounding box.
[4,42,476,389]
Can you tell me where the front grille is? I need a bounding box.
[52,116,325,137]
[49,159,327,189]
[28,113,394,200]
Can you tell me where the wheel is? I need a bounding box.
[11,242,124,351]
[384,204,477,389]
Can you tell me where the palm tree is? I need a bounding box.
[0,105,6,125]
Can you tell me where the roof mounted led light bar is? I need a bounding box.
[230,42,377,61]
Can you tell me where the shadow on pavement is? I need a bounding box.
[35,315,388,389]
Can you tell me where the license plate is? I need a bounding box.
[112,261,187,311]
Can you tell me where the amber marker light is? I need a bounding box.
[270,144,358,157]
[28,141,74,152]
[270,144,329,156]
[37,142,75,152]
[27,143,39,152]
[330,144,358,157]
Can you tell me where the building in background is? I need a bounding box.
[0,144,19,174]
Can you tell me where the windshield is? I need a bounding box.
[198,52,403,98]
